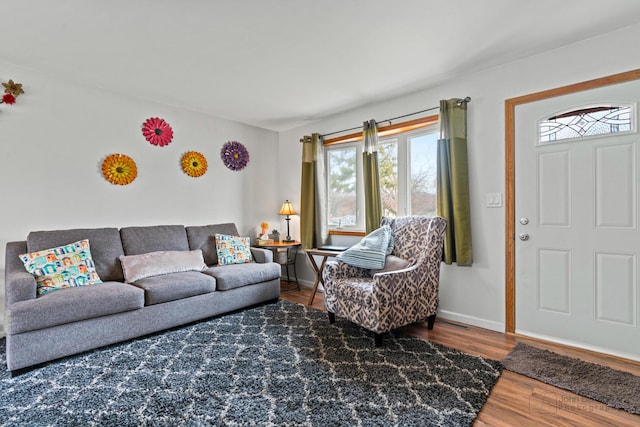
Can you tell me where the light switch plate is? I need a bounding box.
[486,192,503,207]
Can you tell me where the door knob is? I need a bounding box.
[519,233,530,241]
[520,217,529,225]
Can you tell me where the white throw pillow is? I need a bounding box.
[119,249,206,283]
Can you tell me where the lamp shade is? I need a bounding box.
[278,200,296,216]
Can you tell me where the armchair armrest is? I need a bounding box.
[250,247,273,264]
[372,260,437,304]
[322,260,369,283]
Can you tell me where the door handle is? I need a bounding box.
[519,233,530,241]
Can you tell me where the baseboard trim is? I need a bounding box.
[437,310,504,333]
[515,329,640,363]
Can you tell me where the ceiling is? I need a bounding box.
[3,1,640,131]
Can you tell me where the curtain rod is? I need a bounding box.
[319,96,471,139]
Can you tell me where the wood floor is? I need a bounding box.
[279,282,640,427]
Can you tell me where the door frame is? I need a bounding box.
[505,68,640,333]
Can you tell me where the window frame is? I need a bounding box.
[324,115,439,236]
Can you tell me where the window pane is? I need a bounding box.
[410,133,438,216]
[379,140,398,217]
[328,147,357,228]
[539,105,632,143]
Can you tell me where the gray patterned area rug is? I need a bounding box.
[1,301,502,426]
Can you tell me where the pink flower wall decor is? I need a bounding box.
[142,117,173,147]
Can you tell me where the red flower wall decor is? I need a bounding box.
[142,117,173,147]
[1,94,16,105]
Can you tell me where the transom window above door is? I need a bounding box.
[538,104,634,143]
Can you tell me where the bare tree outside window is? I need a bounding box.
[379,140,398,217]
[328,147,357,228]
[410,133,437,216]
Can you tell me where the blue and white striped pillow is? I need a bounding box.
[336,225,393,269]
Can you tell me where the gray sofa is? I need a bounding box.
[4,223,281,373]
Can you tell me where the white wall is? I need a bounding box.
[3,23,640,336]
[278,23,640,332]
[0,61,280,322]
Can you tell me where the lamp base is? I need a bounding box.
[282,216,293,243]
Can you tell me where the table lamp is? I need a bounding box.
[278,200,296,242]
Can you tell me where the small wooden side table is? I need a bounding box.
[304,248,343,306]
[255,241,301,290]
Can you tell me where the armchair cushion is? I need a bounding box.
[335,225,393,269]
[369,255,412,275]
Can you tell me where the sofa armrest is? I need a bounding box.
[5,241,37,305]
[250,247,273,264]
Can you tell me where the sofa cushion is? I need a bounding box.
[7,282,144,335]
[119,250,206,283]
[120,225,189,255]
[186,223,239,266]
[130,271,216,305]
[202,262,280,291]
[20,239,103,296]
[215,234,253,265]
[27,227,125,282]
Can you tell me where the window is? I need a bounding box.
[538,105,633,143]
[326,120,438,232]
[327,144,360,229]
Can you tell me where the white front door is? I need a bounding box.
[515,79,640,361]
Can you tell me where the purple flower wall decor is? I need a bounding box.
[220,141,250,171]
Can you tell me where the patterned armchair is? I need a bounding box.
[323,216,447,346]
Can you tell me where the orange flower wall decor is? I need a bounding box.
[142,117,173,147]
[102,154,138,185]
[181,151,208,177]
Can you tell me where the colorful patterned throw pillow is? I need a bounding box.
[19,239,103,296]
[215,234,253,266]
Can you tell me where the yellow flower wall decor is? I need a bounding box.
[181,151,208,177]
[2,79,24,97]
[102,154,138,185]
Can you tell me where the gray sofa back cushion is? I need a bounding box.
[120,225,189,256]
[27,228,125,282]
[186,223,239,266]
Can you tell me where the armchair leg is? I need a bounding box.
[427,314,437,330]
[374,333,383,347]
[328,312,335,324]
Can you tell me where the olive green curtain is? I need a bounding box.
[363,119,382,233]
[436,99,473,265]
[300,133,328,249]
